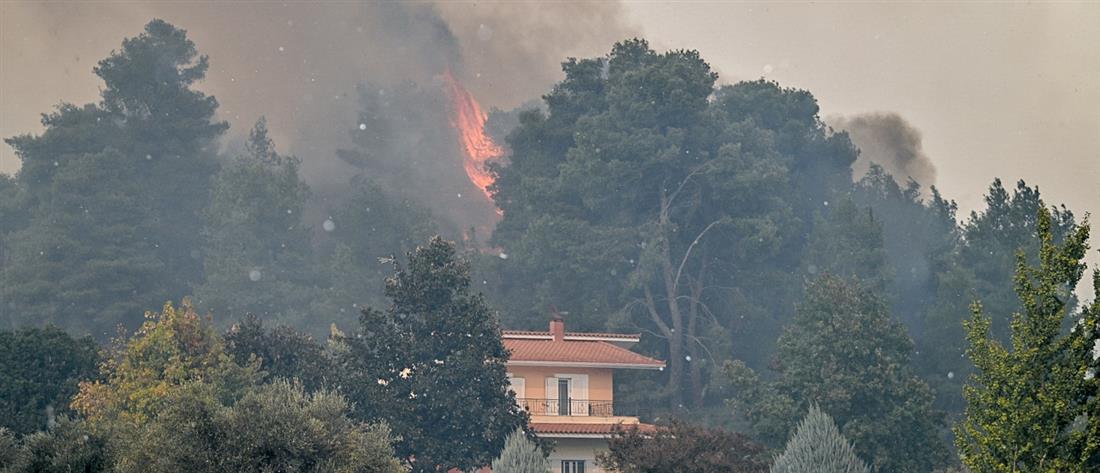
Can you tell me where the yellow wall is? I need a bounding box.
[506,366,614,401]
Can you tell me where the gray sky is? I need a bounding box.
[2,1,1097,290]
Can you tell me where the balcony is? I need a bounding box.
[517,398,626,417]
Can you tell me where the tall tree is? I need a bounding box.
[727,275,948,472]
[0,326,99,435]
[343,236,526,472]
[1,150,170,334]
[318,177,438,330]
[801,197,891,293]
[490,40,857,411]
[769,405,870,473]
[2,20,227,335]
[195,119,315,326]
[958,179,1077,343]
[919,179,1076,416]
[850,164,960,324]
[955,209,1098,472]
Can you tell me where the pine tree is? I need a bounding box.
[491,429,550,473]
[955,208,1098,472]
[802,197,891,294]
[2,20,226,336]
[770,405,870,473]
[195,118,314,326]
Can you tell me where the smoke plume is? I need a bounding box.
[831,112,937,187]
[1,2,636,231]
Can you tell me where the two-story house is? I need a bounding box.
[503,317,664,473]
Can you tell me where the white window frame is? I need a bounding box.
[547,373,589,416]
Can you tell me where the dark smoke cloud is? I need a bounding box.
[2,1,636,231]
[831,112,937,187]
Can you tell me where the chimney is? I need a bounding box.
[550,316,565,342]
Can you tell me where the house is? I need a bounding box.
[503,317,665,473]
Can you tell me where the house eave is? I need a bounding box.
[507,360,664,370]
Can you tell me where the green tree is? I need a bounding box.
[958,179,1077,343]
[919,179,1076,417]
[317,177,438,330]
[2,20,227,336]
[343,236,527,472]
[491,429,550,473]
[1,418,112,473]
[490,40,857,411]
[224,314,332,392]
[72,299,258,432]
[124,380,403,473]
[770,405,870,473]
[0,326,99,435]
[597,422,768,473]
[0,428,18,470]
[195,119,315,326]
[954,209,1098,472]
[727,276,948,472]
[802,197,891,293]
[1,150,171,335]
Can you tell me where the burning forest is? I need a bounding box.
[1,3,1098,473]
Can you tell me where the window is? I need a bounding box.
[562,460,586,473]
[506,374,526,399]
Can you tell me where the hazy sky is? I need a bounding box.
[2,1,1097,281]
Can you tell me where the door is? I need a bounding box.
[546,374,589,416]
[558,378,571,415]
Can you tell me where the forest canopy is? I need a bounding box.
[1,19,1097,473]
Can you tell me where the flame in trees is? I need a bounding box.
[442,69,501,201]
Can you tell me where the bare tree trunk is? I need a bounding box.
[657,191,686,411]
[686,256,707,409]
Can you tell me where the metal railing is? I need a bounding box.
[516,398,617,417]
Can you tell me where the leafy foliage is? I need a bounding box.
[727,275,949,472]
[224,314,333,392]
[955,209,1098,472]
[123,380,404,473]
[0,418,112,473]
[770,405,870,473]
[343,237,526,472]
[72,299,258,430]
[489,39,856,411]
[598,422,768,473]
[0,326,99,435]
[491,429,550,473]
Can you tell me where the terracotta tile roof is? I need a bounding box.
[530,422,658,435]
[502,330,641,341]
[504,338,664,369]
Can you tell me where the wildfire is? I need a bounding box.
[441,69,501,201]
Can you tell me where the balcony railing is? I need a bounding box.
[517,398,619,417]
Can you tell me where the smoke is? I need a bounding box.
[1,1,636,231]
[830,112,937,187]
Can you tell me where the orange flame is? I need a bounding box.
[441,69,501,201]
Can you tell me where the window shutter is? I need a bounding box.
[571,374,589,416]
[545,376,559,415]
